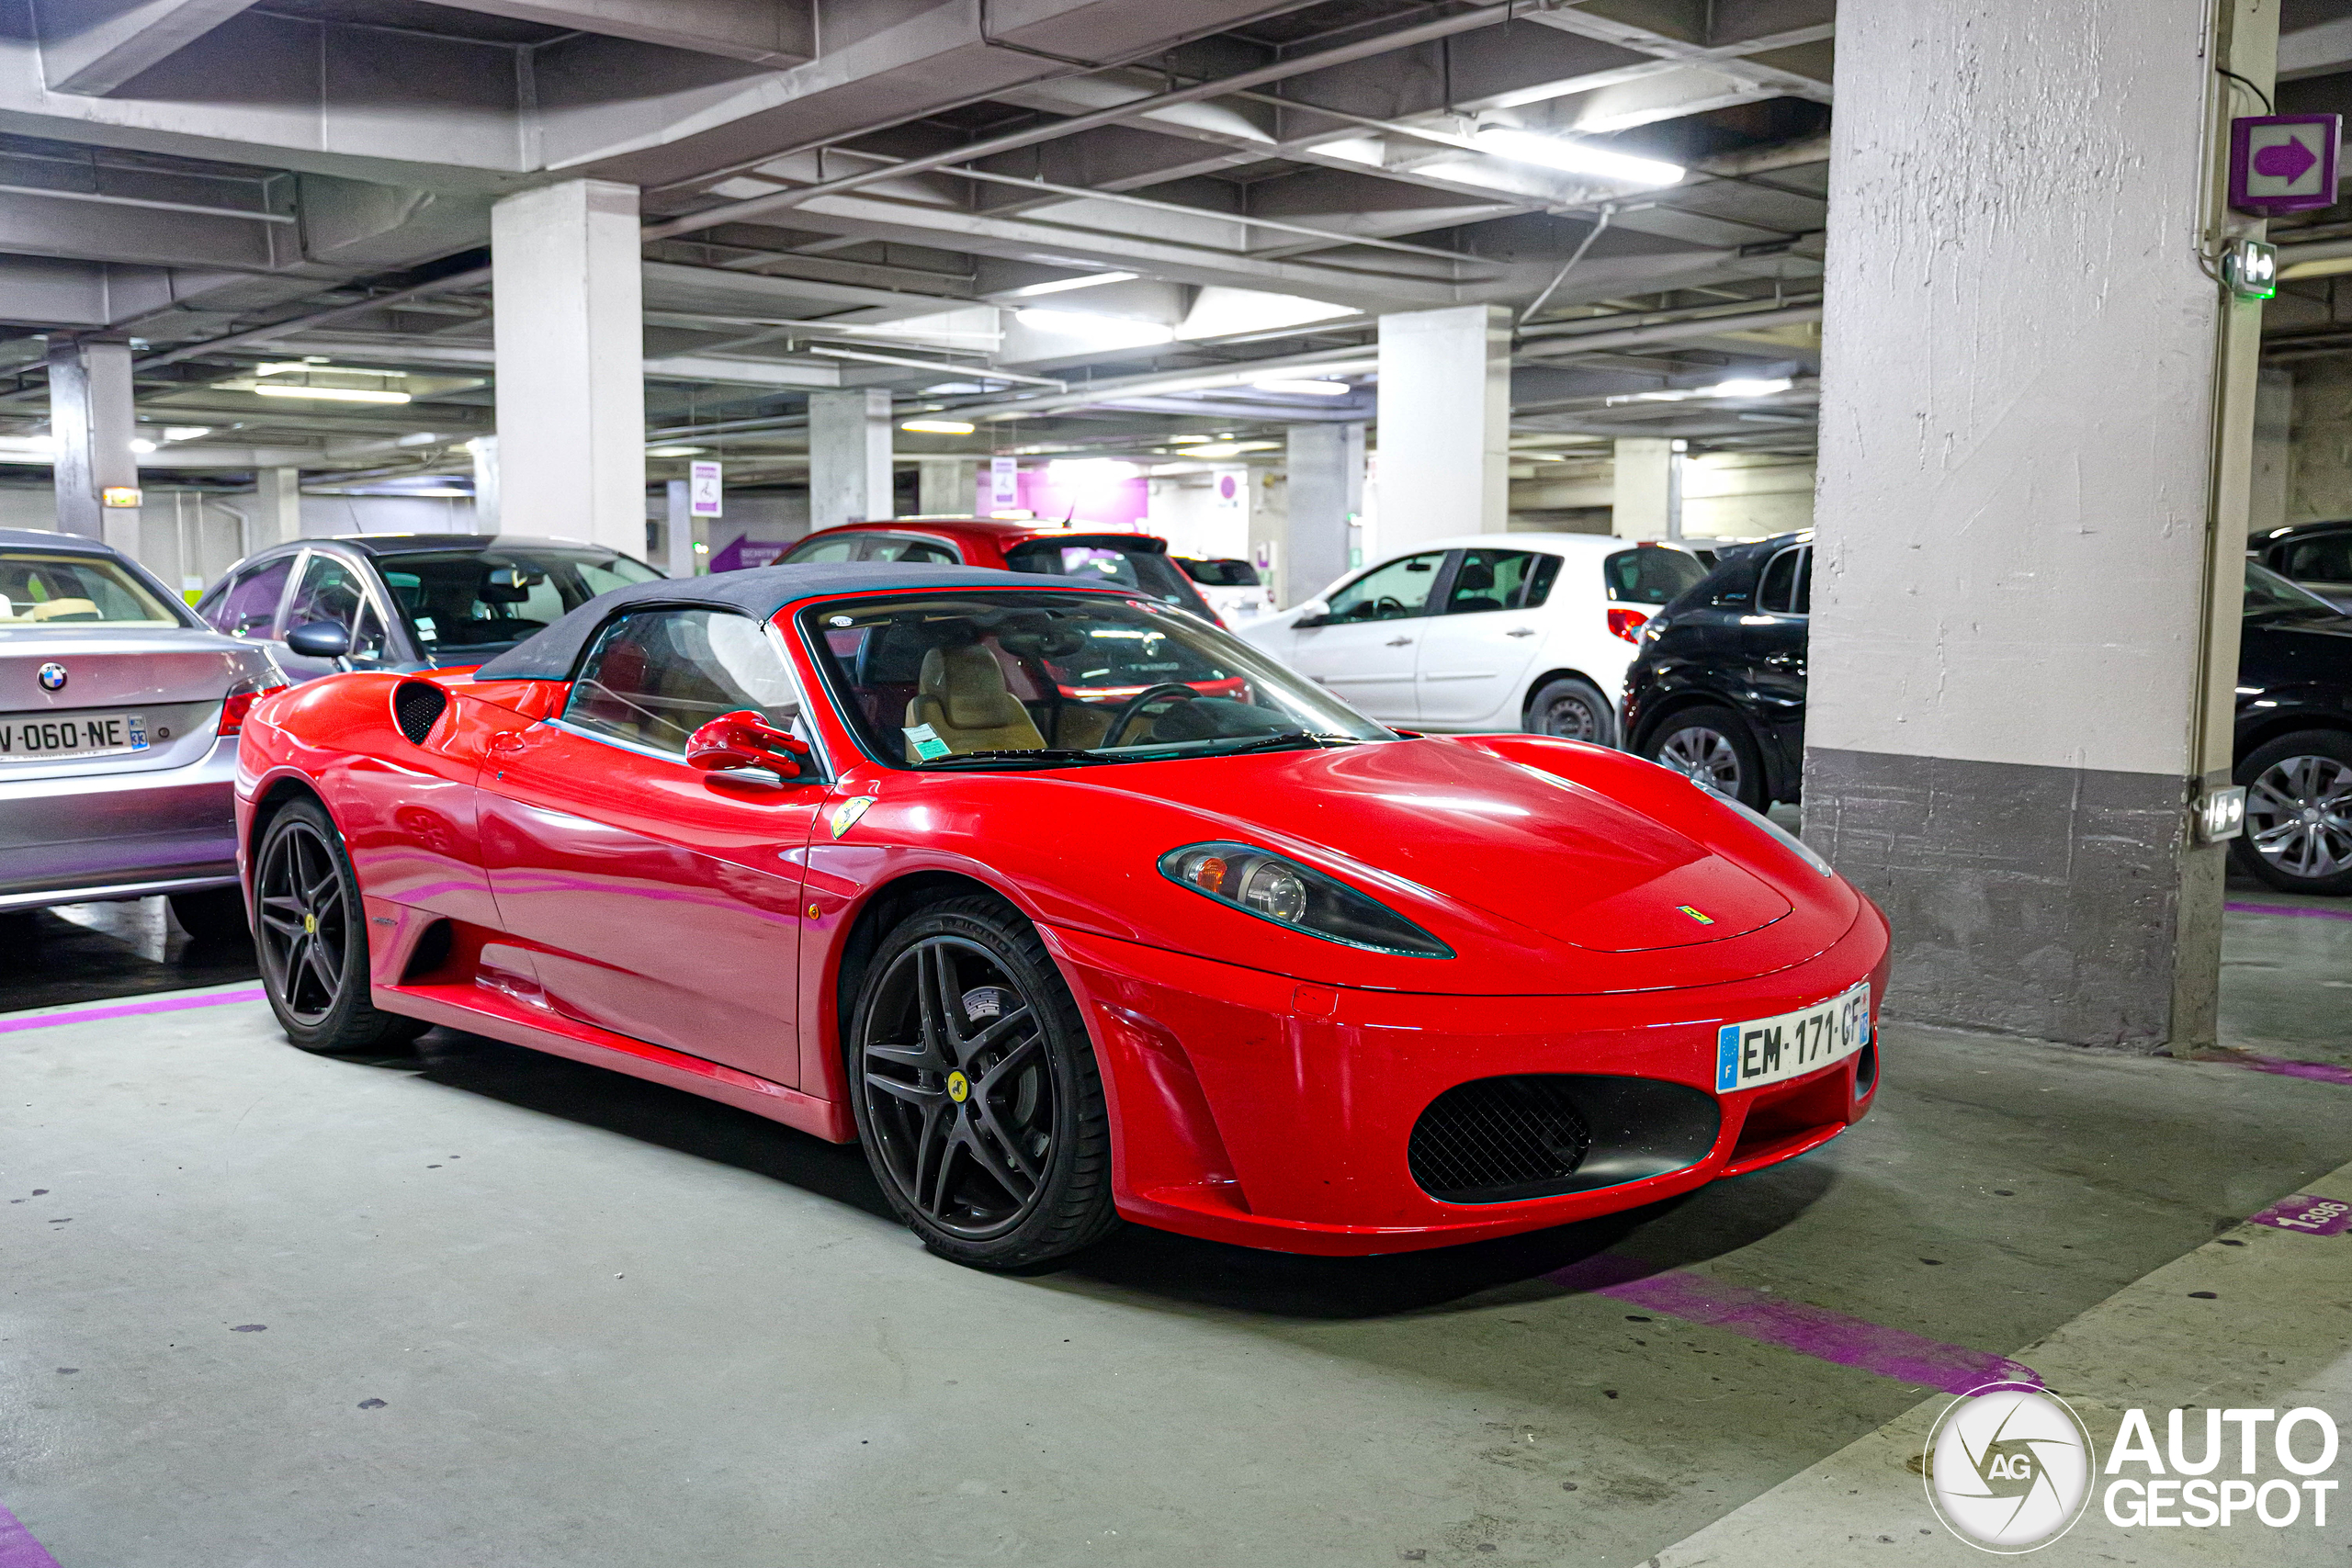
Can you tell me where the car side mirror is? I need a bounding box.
[685,708,811,778]
[286,620,352,660]
[1293,600,1331,628]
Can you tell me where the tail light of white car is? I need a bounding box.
[1607,607,1650,644]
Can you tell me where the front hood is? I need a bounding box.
[1122,739,1789,951]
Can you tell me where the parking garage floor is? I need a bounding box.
[3,896,2348,1567]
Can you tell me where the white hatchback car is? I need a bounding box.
[1239,533,1707,744]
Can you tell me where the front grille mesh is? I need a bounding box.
[392,682,448,745]
[1408,1077,1594,1203]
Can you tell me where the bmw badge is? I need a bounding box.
[36,662,66,693]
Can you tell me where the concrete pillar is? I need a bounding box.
[808,389,894,527]
[2250,367,2290,537]
[490,180,644,552]
[469,437,500,532]
[1283,423,1363,606]
[662,478,707,576]
[254,467,303,545]
[1611,437,1681,541]
[47,339,139,554]
[1374,305,1510,551]
[916,457,976,516]
[1803,0,2275,1051]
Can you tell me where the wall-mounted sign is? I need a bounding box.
[688,460,723,518]
[988,457,1020,511]
[2230,113,2341,214]
[100,486,141,509]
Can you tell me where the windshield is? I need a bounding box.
[2246,560,2341,618]
[802,590,1393,769]
[1604,546,1707,605]
[371,547,661,660]
[0,551,180,626]
[1001,536,1216,619]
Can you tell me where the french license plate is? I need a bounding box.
[0,711,149,761]
[1715,981,1872,1093]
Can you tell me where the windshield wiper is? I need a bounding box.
[913,748,1118,769]
[1193,730,1364,758]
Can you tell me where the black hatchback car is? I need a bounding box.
[194,534,662,682]
[1623,545,2352,896]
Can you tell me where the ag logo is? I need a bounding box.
[1926,1383,2096,1552]
[37,662,66,692]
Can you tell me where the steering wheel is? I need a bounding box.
[1101,683,1202,747]
[1374,595,1406,617]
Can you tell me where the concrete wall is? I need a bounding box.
[2286,355,2352,524]
[1506,452,1816,538]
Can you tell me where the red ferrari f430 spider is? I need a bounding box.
[235,563,1888,1269]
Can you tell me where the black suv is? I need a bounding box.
[2252,518,2352,612]
[1623,545,2352,896]
[1620,532,1811,810]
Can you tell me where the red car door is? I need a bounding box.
[476,607,824,1085]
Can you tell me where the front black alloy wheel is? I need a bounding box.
[2234,729,2352,895]
[254,797,425,1053]
[849,895,1116,1268]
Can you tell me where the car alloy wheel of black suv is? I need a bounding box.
[1622,547,2352,897]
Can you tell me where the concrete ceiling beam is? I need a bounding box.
[430,0,812,66]
[33,0,260,97]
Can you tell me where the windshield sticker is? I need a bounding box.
[829,795,876,839]
[414,615,437,641]
[903,723,951,761]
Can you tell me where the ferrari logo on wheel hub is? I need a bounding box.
[945,1070,971,1103]
[302,912,318,935]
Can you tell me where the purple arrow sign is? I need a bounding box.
[2255,137,2320,183]
[2233,114,2341,215]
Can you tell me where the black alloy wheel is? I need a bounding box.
[2235,729,2352,895]
[1525,675,1617,746]
[1644,705,1768,809]
[254,798,426,1053]
[850,894,1116,1268]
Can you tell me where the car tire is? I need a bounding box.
[2233,729,2352,896]
[1525,675,1619,747]
[848,893,1119,1269]
[167,886,251,945]
[1641,705,1769,810]
[253,797,427,1053]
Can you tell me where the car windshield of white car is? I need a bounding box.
[803,591,1393,769]
[0,552,178,626]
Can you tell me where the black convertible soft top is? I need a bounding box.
[469,561,1091,681]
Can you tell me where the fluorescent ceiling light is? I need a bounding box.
[163,426,210,442]
[128,438,157,454]
[251,385,413,404]
[1005,271,1138,299]
[645,445,707,457]
[1609,376,1795,406]
[1251,378,1351,397]
[1171,442,1276,459]
[1013,308,1175,348]
[900,419,977,435]
[1476,128,1684,187]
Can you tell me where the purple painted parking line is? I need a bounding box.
[0,987,266,1036]
[1547,1255,2041,1396]
[2228,1053,2352,1087]
[0,1504,61,1568]
[2225,899,2352,920]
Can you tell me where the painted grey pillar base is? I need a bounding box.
[1802,747,2222,1052]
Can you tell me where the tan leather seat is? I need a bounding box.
[904,644,1046,759]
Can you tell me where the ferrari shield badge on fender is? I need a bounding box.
[830,795,877,839]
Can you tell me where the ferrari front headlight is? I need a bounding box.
[1159,841,1452,958]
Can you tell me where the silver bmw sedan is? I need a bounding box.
[0,527,284,941]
